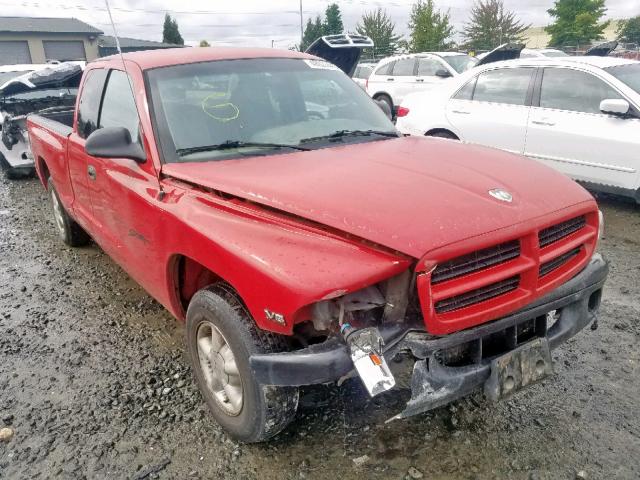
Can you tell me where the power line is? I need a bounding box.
[2,1,306,15]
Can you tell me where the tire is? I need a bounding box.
[427,130,458,140]
[186,284,299,443]
[48,177,90,247]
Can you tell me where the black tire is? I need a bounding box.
[186,284,299,443]
[427,130,458,140]
[48,177,90,247]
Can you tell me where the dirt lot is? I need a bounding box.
[0,174,639,480]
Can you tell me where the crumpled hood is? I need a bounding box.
[162,136,594,259]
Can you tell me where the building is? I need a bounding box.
[524,20,623,49]
[0,17,102,64]
[98,36,182,57]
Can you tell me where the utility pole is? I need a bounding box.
[299,0,304,47]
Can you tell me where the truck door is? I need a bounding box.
[66,68,108,229]
[84,69,165,297]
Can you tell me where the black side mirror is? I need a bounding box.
[435,69,453,78]
[85,127,146,163]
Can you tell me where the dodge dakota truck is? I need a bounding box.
[28,47,608,443]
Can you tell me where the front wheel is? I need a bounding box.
[186,284,299,443]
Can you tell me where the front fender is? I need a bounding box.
[160,182,411,334]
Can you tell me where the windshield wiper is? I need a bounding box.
[176,140,310,156]
[299,129,399,144]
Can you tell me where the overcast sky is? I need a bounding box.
[3,0,639,47]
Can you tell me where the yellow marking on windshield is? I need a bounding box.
[201,92,239,122]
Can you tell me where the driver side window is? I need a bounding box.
[98,70,140,140]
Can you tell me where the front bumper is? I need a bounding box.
[250,254,608,416]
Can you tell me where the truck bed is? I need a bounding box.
[29,108,74,136]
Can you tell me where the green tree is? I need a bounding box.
[199,40,210,47]
[408,0,454,52]
[462,0,530,51]
[300,15,324,51]
[617,16,640,45]
[545,0,609,48]
[356,8,402,58]
[324,3,344,35]
[162,13,184,45]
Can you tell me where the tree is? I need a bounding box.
[324,3,344,35]
[356,8,402,57]
[162,13,184,45]
[408,0,454,52]
[545,0,609,48]
[199,40,210,47]
[300,15,324,51]
[617,16,640,45]
[462,0,530,51]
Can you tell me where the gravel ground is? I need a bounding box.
[0,174,639,480]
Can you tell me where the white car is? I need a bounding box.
[352,62,376,90]
[365,52,478,111]
[519,48,568,58]
[366,43,523,112]
[396,56,640,201]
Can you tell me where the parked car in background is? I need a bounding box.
[519,48,568,58]
[396,56,640,202]
[366,43,523,112]
[352,62,376,89]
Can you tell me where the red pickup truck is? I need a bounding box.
[28,47,608,443]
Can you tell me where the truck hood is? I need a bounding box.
[162,136,593,259]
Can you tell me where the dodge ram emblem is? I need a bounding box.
[489,188,513,203]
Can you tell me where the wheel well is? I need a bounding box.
[425,128,459,140]
[37,156,50,189]
[171,255,223,314]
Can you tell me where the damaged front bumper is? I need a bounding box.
[250,254,608,418]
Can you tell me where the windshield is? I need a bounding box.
[147,58,396,163]
[0,70,32,85]
[443,55,478,74]
[605,63,640,94]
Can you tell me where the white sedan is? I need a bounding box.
[396,56,640,202]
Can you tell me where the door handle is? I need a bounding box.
[387,78,394,82]
[87,165,96,181]
[531,120,555,126]
[451,110,471,115]
[416,78,424,82]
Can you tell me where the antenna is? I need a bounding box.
[103,0,164,196]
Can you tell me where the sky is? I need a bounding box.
[1,0,638,48]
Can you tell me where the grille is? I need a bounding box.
[539,247,582,277]
[431,240,520,284]
[435,276,520,314]
[539,216,586,248]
